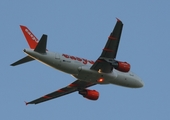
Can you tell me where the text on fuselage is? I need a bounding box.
[62,54,94,65]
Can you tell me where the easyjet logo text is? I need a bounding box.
[62,54,94,65]
[25,29,38,42]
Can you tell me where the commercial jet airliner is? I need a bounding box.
[11,18,144,105]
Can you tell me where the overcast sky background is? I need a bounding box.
[1,1,170,120]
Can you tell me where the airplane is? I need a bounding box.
[11,18,144,105]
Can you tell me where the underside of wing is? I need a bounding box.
[101,18,123,58]
[91,18,123,73]
[26,80,95,105]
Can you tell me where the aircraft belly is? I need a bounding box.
[58,62,79,74]
[75,66,117,84]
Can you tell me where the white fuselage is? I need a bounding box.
[24,49,144,88]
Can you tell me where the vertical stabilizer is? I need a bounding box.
[20,25,39,49]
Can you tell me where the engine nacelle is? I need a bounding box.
[113,61,130,72]
[79,89,99,100]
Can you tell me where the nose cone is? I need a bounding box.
[131,73,144,88]
[137,79,144,88]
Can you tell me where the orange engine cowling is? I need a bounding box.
[113,61,130,72]
[79,89,99,100]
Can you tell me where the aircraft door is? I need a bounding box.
[55,53,60,59]
[55,53,61,66]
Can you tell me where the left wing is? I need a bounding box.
[25,80,95,105]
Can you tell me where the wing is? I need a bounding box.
[25,80,95,105]
[90,18,123,73]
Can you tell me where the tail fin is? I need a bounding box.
[11,25,39,66]
[20,25,39,49]
[11,26,48,66]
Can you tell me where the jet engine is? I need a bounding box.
[101,58,131,72]
[79,89,99,100]
[112,61,130,72]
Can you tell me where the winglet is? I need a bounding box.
[24,101,28,106]
[116,18,121,22]
[20,25,39,49]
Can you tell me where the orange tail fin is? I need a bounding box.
[20,25,39,49]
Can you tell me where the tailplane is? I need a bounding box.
[11,56,34,66]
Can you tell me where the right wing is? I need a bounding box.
[25,80,95,105]
[90,19,123,73]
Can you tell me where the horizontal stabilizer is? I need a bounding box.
[34,34,47,53]
[11,56,34,66]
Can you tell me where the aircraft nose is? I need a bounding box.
[136,79,144,88]
[131,73,144,88]
[136,78,144,88]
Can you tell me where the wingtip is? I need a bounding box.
[116,18,121,22]
[24,101,28,106]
